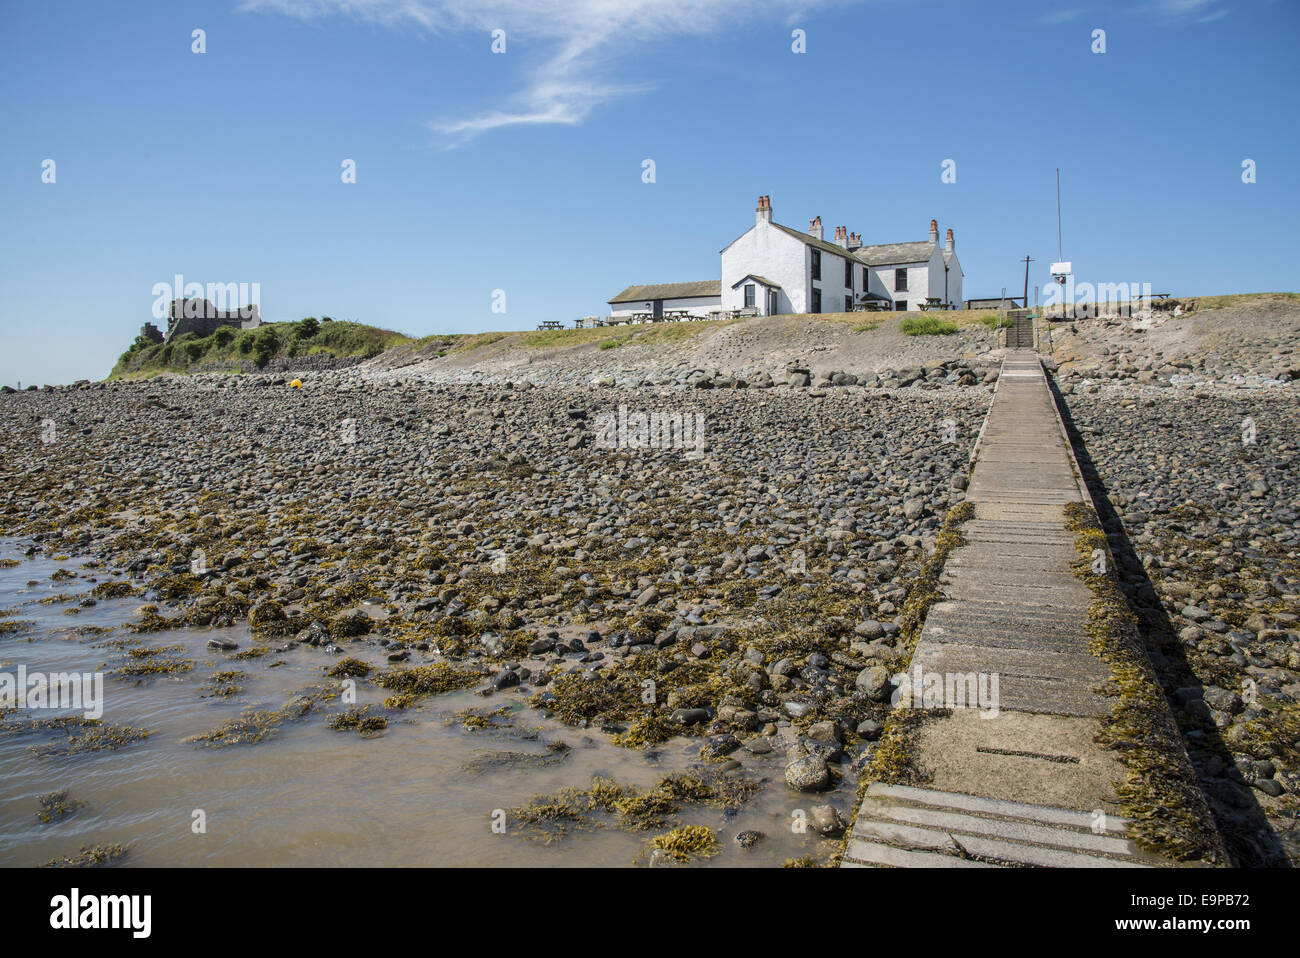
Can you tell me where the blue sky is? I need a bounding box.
[1,0,1297,385]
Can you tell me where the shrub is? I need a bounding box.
[978,313,1012,330]
[213,326,236,346]
[297,317,320,338]
[899,316,958,336]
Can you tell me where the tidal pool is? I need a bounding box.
[0,542,848,867]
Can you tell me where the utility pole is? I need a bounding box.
[1056,168,1063,263]
[1023,256,1033,309]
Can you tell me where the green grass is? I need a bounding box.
[977,313,1012,330]
[110,319,413,378]
[899,316,959,336]
[1184,292,1300,311]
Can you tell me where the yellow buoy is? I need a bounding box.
[290,379,302,389]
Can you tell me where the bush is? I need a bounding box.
[297,317,320,338]
[213,326,236,346]
[978,313,1012,330]
[900,316,958,336]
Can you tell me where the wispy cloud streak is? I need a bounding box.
[243,0,837,145]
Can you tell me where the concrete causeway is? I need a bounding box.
[843,349,1171,868]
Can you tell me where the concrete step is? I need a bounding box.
[841,784,1163,869]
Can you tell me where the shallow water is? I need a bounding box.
[0,541,848,867]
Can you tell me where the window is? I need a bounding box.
[894,268,908,292]
[862,266,870,288]
[844,259,852,288]
[895,300,907,311]
[811,288,822,313]
[744,284,755,308]
[811,249,821,280]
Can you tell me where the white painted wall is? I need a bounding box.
[854,244,963,310]
[867,259,928,310]
[948,250,964,307]
[721,220,808,313]
[721,218,862,315]
[814,241,859,313]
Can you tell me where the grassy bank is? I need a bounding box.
[109,319,414,379]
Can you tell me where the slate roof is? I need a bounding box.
[730,274,782,289]
[608,280,722,304]
[769,222,858,261]
[853,241,937,267]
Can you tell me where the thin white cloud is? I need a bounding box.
[1035,9,1088,24]
[1036,0,1233,27]
[242,0,838,145]
[1142,0,1231,23]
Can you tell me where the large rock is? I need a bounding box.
[856,665,890,700]
[785,753,831,792]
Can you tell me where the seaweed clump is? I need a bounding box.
[90,580,138,600]
[0,715,150,756]
[327,705,388,736]
[1065,501,1225,864]
[111,643,195,677]
[646,825,719,864]
[326,657,372,678]
[43,843,128,868]
[125,605,178,634]
[187,685,335,747]
[36,789,88,824]
[373,662,479,699]
[204,670,246,697]
[506,770,760,844]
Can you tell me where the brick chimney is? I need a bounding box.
[834,225,849,249]
[808,215,823,241]
[929,218,939,245]
[847,231,862,251]
[945,228,954,252]
[756,194,772,226]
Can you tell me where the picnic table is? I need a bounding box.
[918,297,944,311]
[537,320,563,330]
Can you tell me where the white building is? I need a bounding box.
[854,219,962,311]
[606,280,721,321]
[720,196,962,314]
